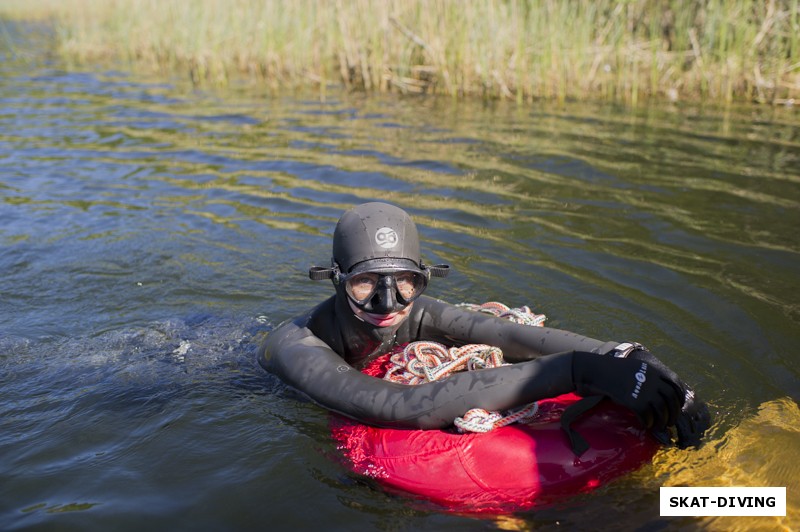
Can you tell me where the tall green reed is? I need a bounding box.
[1,0,797,104]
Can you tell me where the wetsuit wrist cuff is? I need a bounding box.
[606,342,645,358]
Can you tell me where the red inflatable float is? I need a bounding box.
[331,346,660,513]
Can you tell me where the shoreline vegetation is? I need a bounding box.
[1,0,798,106]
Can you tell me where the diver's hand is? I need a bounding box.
[673,388,711,448]
[571,350,684,432]
[627,348,711,448]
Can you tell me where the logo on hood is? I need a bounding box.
[375,227,398,249]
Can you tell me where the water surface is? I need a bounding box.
[1,20,798,531]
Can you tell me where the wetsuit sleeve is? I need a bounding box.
[259,313,576,429]
[413,297,617,361]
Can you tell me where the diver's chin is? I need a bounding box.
[348,299,413,327]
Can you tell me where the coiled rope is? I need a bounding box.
[383,302,547,433]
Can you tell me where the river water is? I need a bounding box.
[1,21,798,531]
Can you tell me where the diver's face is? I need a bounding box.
[347,298,414,328]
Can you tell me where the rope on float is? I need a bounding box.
[383,302,546,433]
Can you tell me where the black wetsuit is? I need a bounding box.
[259,295,619,429]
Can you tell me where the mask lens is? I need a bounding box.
[394,271,425,302]
[346,272,380,303]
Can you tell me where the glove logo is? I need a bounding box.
[632,362,648,399]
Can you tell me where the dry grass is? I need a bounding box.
[2,0,798,105]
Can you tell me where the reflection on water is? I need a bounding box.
[655,398,800,531]
[1,20,798,530]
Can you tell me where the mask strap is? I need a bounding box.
[308,267,333,280]
[312,262,450,280]
[423,263,450,278]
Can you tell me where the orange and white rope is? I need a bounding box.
[383,302,546,433]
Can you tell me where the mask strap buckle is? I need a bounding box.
[308,262,342,281]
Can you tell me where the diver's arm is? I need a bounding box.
[409,297,704,439]
[412,296,617,361]
[260,315,576,429]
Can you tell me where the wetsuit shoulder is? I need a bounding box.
[257,297,339,369]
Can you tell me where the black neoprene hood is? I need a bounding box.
[308,202,449,283]
[333,202,421,273]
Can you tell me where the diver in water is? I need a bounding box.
[259,202,709,448]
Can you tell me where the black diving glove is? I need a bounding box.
[571,350,684,433]
[627,347,711,448]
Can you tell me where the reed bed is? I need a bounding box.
[2,0,798,105]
